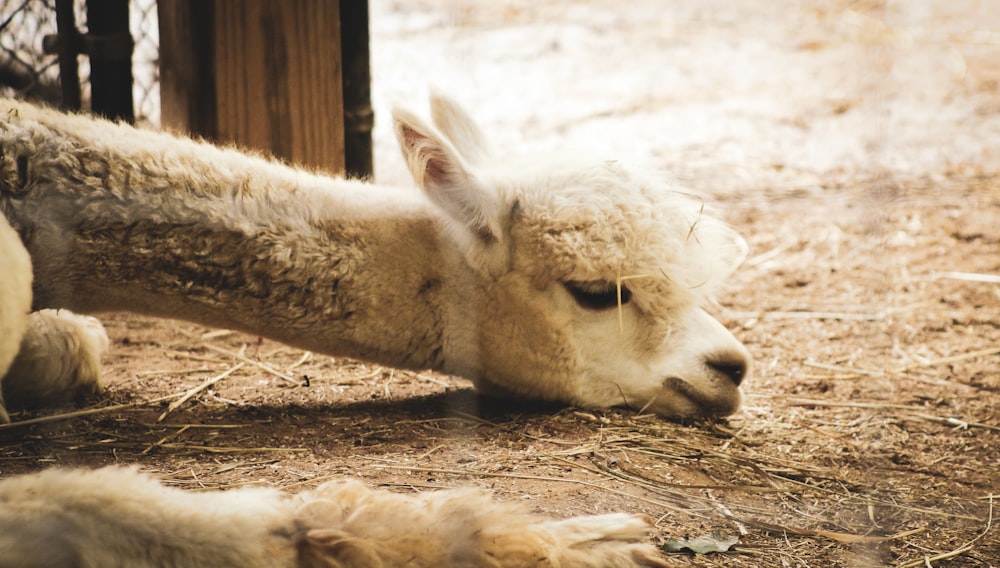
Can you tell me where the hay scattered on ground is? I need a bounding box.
[2,1,998,566]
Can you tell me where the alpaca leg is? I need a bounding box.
[0,468,665,568]
[0,298,28,424]
[519,513,671,568]
[294,480,668,568]
[470,509,669,568]
[2,309,109,412]
[0,215,33,423]
[0,466,299,568]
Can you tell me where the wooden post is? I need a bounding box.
[53,0,82,111]
[157,1,216,136]
[340,1,373,179]
[85,0,135,122]
[159,0,345,175]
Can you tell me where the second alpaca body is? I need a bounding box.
[0,466,668,568]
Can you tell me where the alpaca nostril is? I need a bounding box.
[705,352,748,386]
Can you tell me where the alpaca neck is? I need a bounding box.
[26,154,463,373]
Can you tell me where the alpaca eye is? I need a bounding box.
[564,281,632,311]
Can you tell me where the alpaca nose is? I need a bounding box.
[705,350,749,386]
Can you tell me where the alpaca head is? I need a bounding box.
[394,95,750,419]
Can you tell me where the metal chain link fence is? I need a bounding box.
[1,0,160,125]
[130,0,157,124]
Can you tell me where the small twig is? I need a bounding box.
[201,344,301,386]
[714,502,749,536]
[781,397,924,411]
[142,425,192,455]
[446,410,500,426]
[889,492,990,568]
[893,346,1000,373]
[172,353,233,365]
[803,359,884,376]
[0,392,189,431]
[287,351,313,370]
[414,373,451,387]
[730,310,884,321]
[200,329,234,340]
[157,363,246,422]
[138,367,214,378]
[615,272,651,334]
[743,240,796,268]
[382,370,395,400]
[414,444,446,461]
[156,444,306,454]
[742,518,927,544]
[140,423,246,429]
[908,414,1000,432]
[934,271,1000,284]
[351,368,386,382]
[802,346,1000,380]
[783,397,1000,432]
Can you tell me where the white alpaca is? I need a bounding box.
[0,95,749,420]
[0,466,669,567]
[0,214,31,423]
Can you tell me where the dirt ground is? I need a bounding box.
[2,1,998,566]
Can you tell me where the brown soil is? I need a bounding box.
[2,1,998,566]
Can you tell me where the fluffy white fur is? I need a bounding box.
[0,466,668,568]
[0,214,31,423]
[0,95,749,420]
[2,308,107,410]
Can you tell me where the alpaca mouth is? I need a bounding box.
[657,376,739,417]
[661,376,709,405]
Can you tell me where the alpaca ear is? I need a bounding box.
[393,107,507,268]
[428,92,491,165]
